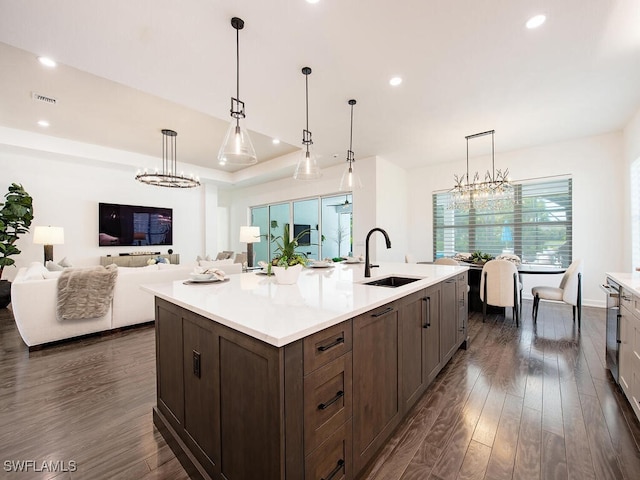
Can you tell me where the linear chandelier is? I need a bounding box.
[450,129,512,210]
[339,99,363,191]
[136,129,200,188]
[218,17,257,166]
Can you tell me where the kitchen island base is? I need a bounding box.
[153,271,468,479]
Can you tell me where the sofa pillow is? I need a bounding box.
[43,270,63,279]
[24,262,49,280]
[215,251,234,260]
[45,260,64,271]
[196,254,212,262]
[58,257,73,268]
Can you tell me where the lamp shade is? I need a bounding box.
[239,226,261,244]
[33,226,64,245]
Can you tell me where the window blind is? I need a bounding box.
[433,178,572,267]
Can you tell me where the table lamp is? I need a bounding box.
[33,226,64,264]
[239,226,260,268]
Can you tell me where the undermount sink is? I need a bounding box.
[363,276,423,288]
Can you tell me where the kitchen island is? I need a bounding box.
[604,272,640,424]
[142,262,468,480]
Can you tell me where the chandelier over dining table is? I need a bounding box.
[449,129,513,210]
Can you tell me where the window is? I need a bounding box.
[433,178,572,267]
[250,194,353,263]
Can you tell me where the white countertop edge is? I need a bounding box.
[142,264,468,348]
[605,272,640,293]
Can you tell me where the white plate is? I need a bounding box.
[308,264,334,268]
[344,260,363,264]
[183,277,229,284]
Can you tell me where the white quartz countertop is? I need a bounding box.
[605,272,640,293]
[141,262,467,347]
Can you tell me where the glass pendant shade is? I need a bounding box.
[217,17,257,166]
[340,163,363,191]
[218,118,257,165]
[294,148,321,180]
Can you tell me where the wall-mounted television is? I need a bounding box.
[98,203,173,247]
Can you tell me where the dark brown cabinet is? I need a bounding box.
[399,286,441,414]
[457,272,469,346]
[154,274,467,480]
[440,277,458,363]
[352,303,400,473]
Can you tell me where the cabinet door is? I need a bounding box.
[156,299,184,427]
[457,273,468,345]
[400,290,428,412]
[620,293,633,396]
[183,314,220,466]
[424,284,441,385]
[353,303,400,474]
[440,278,458,363]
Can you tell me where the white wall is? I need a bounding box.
[407,132,624,307]
[225,158,377,254]
[624,107,640,269]
[0,142,214,281]
[224,156,409,266]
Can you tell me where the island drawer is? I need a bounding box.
[305,418,352,480]
[304,320,353,374]
[304,352,352,454]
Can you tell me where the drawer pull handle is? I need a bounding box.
[322,459,345,480]
[193,350,201,378]
[318,390,344,410]
[372,306,394,317]
[423,297,431,328]
[318,337,344,352]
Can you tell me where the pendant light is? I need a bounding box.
[136,129,200,188]
[294,67,321,180]
[339,99,363,191]
[218,17,257,166]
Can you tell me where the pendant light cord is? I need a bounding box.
[236,25,240,105]
[349,103,354,153]
[305,73,309,134]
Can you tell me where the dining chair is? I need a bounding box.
[434,257,459,265]
[531,259,583,328]
[405,253,416,264]
[480,259,522,326]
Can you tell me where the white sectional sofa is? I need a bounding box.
[10,261,241,348]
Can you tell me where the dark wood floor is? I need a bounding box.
[1,301,639,480]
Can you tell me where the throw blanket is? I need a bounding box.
[56,265,118,320]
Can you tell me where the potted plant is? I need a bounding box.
[469,250,493,265]
[270,223,309,284]
[0,183,34,308]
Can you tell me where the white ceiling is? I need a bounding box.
[1,0,639,185]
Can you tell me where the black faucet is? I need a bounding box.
[364,228,392,277]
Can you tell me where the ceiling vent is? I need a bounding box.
[31,92,57,105]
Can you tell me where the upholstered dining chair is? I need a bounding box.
[531,259,583,328]
[480,259,522,326]
[434,257,459,265]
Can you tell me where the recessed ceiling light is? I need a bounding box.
[526,14,546,29]
[37,120,50,127]
[306,0,320,4]
[37,56,57,67]
[389,76,402,86]
[272,138,280,145]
